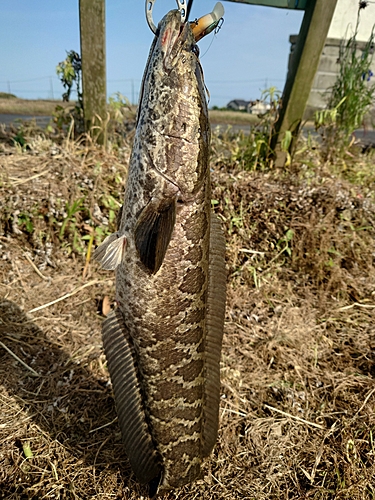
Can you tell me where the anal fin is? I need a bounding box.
[102,309,161,483]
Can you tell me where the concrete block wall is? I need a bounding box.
[287,0,375,118]
[288,35,375,117]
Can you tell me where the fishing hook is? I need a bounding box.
[145,0,193,34]
[190,2,224,42]
[145,0,157,34]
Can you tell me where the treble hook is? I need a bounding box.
[145,0,192,34]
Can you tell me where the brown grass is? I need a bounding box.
[1,125,375,499]
[208,109,259,126]
[0,98,72,116]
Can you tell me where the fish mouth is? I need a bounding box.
[159,2,224,67]
[159,11,191,68]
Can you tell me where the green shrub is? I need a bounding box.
[315,2,375,159]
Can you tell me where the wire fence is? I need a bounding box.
[0,76,286,107]
[0,76,142,104]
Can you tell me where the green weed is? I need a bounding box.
[58,198,93,254]
[315,4,375,159]
[277,228,294,258]
[17,212,34,234]
[232,87,291,170]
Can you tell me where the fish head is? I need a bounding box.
[138,9,210,199]
[156,9,196,70]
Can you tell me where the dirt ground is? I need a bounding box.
[1,125,375,499]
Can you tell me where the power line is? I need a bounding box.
[107,78,140,83]
[206,78,285,84]
[0,76,55,84]
[1,74,282,105]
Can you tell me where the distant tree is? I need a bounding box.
[55,50,84,135]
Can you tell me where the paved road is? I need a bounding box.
[1,114,374,147]
[350,128,375,146]
[0,114,51,129]
[213,122,375,147]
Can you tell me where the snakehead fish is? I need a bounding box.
[94,5,226,495]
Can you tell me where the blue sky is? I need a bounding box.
[0,0,304,108]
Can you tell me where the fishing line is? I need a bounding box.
[200,18,224,59]
[186,0,194,21]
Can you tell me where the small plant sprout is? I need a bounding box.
[22,442,33,460]
[277,228,294,257]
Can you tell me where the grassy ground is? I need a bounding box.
[0,97,72,116]
[0,121,375,499]
[209,109,259,125]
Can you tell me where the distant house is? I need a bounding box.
[227,99,250,111]
[247,100,271,115]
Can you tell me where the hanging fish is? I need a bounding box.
[94,2,226,496]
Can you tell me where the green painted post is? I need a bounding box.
[225,0,307,8]
[272,0,338,165]
[79,0,107,145]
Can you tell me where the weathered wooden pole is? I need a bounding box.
[79,0,107,145]
[271,0,339,165]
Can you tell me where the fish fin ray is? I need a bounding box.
[102,309,161,483]
[134,199,176,274]
[202,214,226,457]
[93,233,126,270]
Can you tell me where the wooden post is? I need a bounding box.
[79,0,107,145]
[225,0,306,8]
[272,0,338,166]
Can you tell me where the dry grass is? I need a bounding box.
[1,126,375,499]
[208,109,259,126]
[0,98,72,116]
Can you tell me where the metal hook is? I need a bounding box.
[190,2,224,42]
[214,16,224,35]
[145,0,193,34]
[176,0,186,23]
[145,0,157,34]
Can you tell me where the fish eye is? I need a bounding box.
[192,44,200,57]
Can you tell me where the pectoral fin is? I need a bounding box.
[134,198,176,274]
[102,309,161,484]
[93,232,126,270]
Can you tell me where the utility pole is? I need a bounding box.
[50,77,54,100]
[79,0,107,145]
